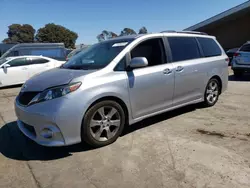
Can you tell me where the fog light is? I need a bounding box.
[40,128,54,139]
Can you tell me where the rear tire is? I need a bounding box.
[203,78,220,107]
[81,100,125,148]
[233,70,243,77]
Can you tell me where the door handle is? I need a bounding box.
[163,68,172,75]
[176,66,184,72]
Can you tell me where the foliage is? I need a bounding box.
[2,24,35,43]
[97,30,118,42]
[120,28,137,36]
[35,23,78,48]
[139,26,148,34]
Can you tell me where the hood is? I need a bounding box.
[23,68,95,91]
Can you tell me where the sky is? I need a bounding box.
[0,0,247,45]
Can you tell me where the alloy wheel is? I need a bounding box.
[206,80,219,104]
[90,106,121,142]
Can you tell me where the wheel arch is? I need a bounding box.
[83,95,130,126]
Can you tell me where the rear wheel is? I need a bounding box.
[233,70,243,77]
[203,78,220,107]
[81,100,125,147]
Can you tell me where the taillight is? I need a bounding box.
[225,57,229,62]
[233,52,240,57]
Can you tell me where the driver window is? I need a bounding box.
[8,58,28,67]
[130,38,166,67]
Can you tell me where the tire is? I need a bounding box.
[233,70,243,77]
[203,78,220,107]
[81,100,125,147]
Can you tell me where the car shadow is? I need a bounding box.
[0,104,197,161]
[228,74,250,81]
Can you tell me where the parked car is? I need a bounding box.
[15,31,228,147]
[231,42,250,77]
[226,48,238,66]
[0,56,64,87]
[0,43,67,61]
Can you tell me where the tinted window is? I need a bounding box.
[8,58,28,67]
[197,38,222,57]
[240,44,250,52]
[114,56,126,71]
[168,37,200,62]
[31,57,49,64]
[131,38,166,66]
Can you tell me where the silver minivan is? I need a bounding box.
[15,32,228,147]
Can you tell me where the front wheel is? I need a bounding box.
[81,100,125,147]
[203,78,220,107]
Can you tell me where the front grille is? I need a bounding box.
[18,91,40,106]
[22,122,36,137]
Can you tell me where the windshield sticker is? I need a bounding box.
[112,42,128,47]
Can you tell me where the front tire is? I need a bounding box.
[81,100,125,147]
[203,78,220,107]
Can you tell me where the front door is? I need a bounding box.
[128,38,174,118]
[27,57,52,78]
[0,57,29,86]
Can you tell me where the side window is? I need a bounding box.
[131,38,166,67]
[197,37,222,57]
[8,58,28,67]
[31,57,49,64]
[30,49,63,59]
[168,37,201,62]
[114,56,126,71]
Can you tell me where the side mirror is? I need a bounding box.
[3,64,10,69]
[129,57,148,69]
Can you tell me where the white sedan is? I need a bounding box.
[0,56,65,87]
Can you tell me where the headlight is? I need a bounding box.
[28,82,81,105]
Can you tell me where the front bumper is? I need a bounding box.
[15,95,84,147]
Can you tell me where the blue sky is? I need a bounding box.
[0,0,246,45]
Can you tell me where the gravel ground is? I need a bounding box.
[0,69,250,188]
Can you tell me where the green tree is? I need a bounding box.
[139,26,148,34]
[97,30,118,42]
[2,24,35,43]
[120,28,136,36]
[35,23,78,48]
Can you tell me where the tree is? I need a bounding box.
[2,24,35,43]
[97,30,118,42]
[139,27,148,34]
[120,28,137,36]
[35,23,78,48]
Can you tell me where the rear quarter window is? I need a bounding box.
[197,37,222,57]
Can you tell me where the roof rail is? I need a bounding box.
[161,30,208,35]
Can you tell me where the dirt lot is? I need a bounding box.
[0,70,250,188]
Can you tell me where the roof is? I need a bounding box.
[185,1,250,31]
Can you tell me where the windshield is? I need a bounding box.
[62,40,131,70]
[67,48,85,59]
